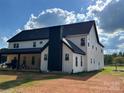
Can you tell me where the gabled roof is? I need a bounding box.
[0,42,48,54]
[8,21,94,42]
[63,38,85,55]
[7,20,104,47]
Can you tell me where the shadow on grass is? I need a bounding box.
[0,70,101,90]
[64,70,102,81]
[0,71,63,90]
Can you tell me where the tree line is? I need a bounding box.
[104,52,124,65]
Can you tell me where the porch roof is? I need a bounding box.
[0,43,48,54]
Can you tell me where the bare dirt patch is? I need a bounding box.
[16,74,124,93]
[0,69,123,93]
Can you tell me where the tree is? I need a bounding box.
[118,52,123,57]
[104,54,113,65]
[113,57,124,71]
[123,52,124,57]
[112,53,117,57]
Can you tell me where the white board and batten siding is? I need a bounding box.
[40,47,48,71]
[65,35,88,71]
[8,39,48,49]
[62,44,73,73]
[87,25,104,71]
[62,44,85,73]
[72,53,85,73]
[40,43,85,73]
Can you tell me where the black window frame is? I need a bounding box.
[44,54,48,61]
[16,43,19,48]
[94,59,95,64]
[96,47,97,50]
[33,42,36,47]
[88,42,90,47]
[40,41,43,44]
[91,58,92,64]
[75,57,78,67]
[31,56,35,65]
[81,56,83,66]
[13,43,19,48]
[81,38,85,46]
[13,43,16,48]
[65,53,69,61]
[92,45,94,49]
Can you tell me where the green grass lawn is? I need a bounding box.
[0,66,123,93]
[101,66,124,76]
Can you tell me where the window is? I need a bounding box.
[33,42,36,47]
[101,49,103,53]
[92,45,94,49]
[13,44,16,48]
[94,59,95,64]
[88,42,90,47]
[40,41,43,44]
[32,56,35,65]
[81,56,83,66]
[16,43,19,48]
[96,47,97,50]
[98,62,100,65]
[44,54,48,61]
[91,58,92,64]
[13,43,19,48]
[65,54,69,61]
[81,38,85,46]
[75,57,78,67]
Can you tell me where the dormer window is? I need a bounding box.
[81,38,85,46]
[33,42,36,47]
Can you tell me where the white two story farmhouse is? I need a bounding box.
[0,20,104,73]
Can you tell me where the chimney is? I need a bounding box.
[48,26,63,71]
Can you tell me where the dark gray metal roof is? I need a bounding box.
[8,21,94,42]
[7,20,104,47]
[0,42,48,54]
[63,38,86,55]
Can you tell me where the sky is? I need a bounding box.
[0,0,124,54]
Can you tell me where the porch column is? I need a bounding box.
[17,54,20,70]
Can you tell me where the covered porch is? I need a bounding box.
[0,48,42,71]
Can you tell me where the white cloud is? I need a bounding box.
[0,36,8,48]
[85,0,113,20]
[104,49,122,54]
[119,36,124,40]
[83,0,124,54]
[16,29,22,34]
[2,36,8,42]
[117,43,124,49]
[19,0,124,54]
[24,8,85,30]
